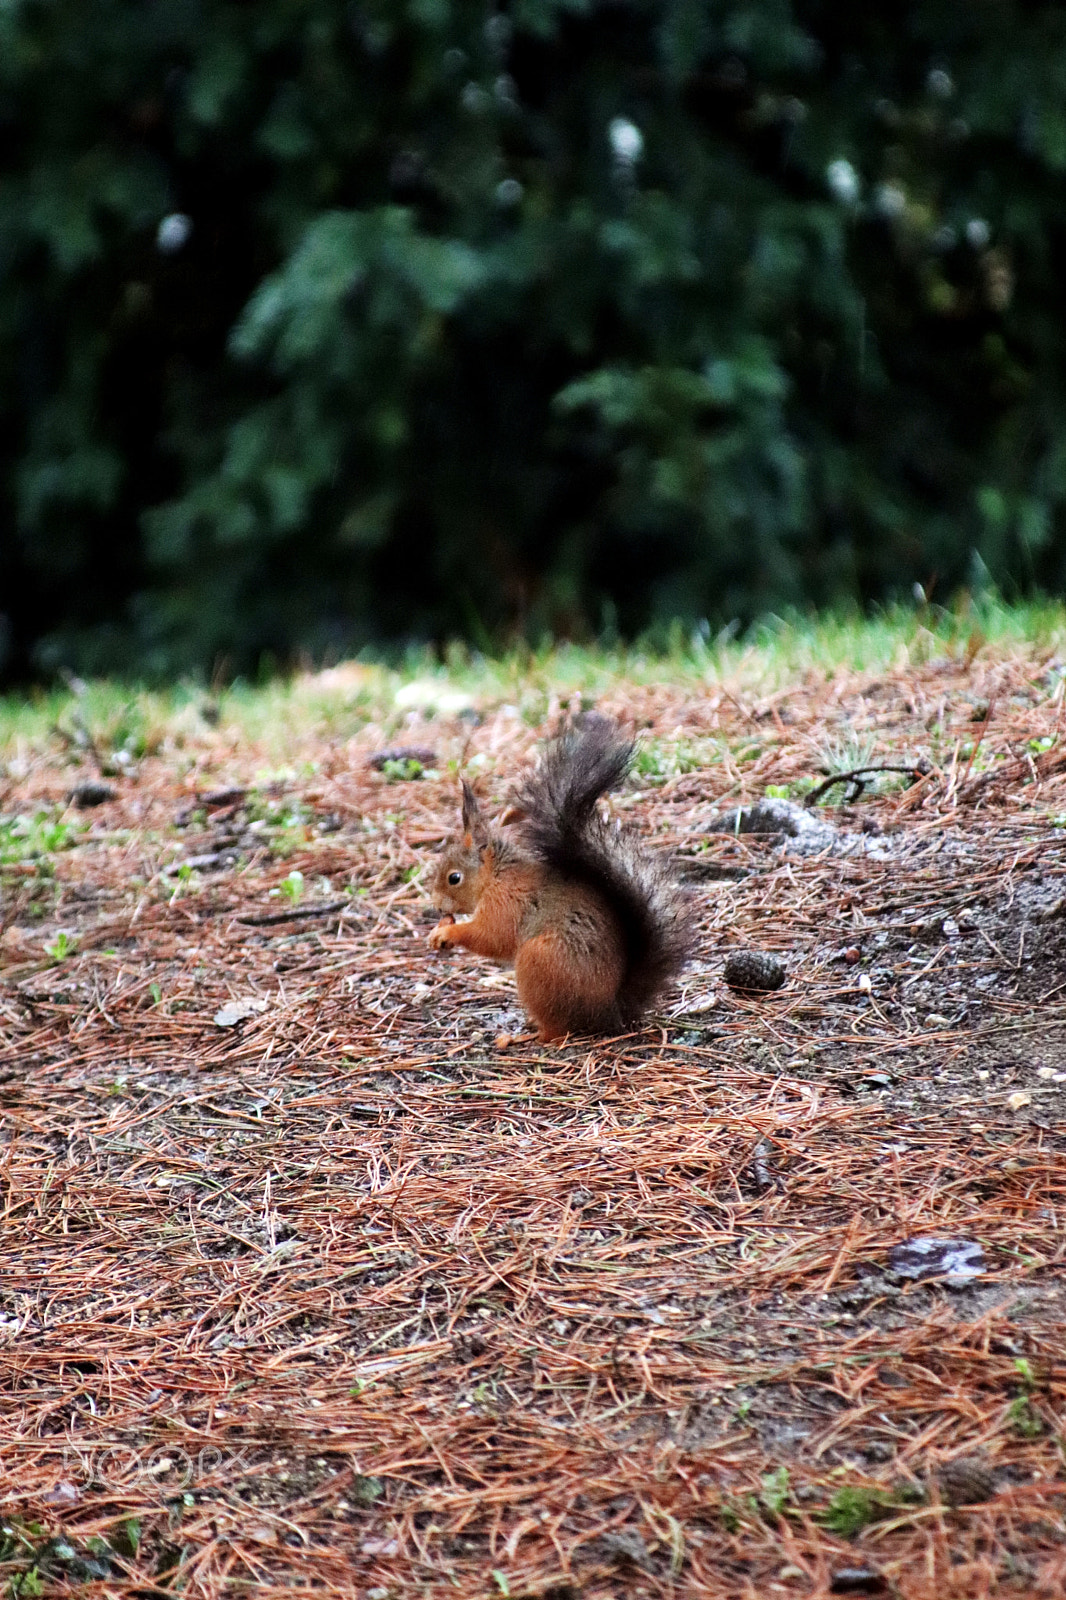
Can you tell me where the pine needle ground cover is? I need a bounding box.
[2,617,1065,1598]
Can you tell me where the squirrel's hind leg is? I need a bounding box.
[515,932,624,1042]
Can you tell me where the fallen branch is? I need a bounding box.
[235,899,352,927]
[804,763,927,806]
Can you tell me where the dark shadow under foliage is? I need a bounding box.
[3,0,1066,679]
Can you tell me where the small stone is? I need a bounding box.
[723,950,787,993]
[1007,1092,1032,1111]
[924,1013,950,1028]
[843,946,861,964]
[367,744,437,772]
[937,1456,997,1505]
[830,1570,887,1595]
[201,786,246,807]
[43,1482,80,1506]
[360,1538,399,1557]
[889,1236,985,1285]
[213,997,268,1027]
[596,1528,653,1569]
[68,781,116,807]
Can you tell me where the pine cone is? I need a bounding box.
[723,950,787,993]
[936,1456,997,1505]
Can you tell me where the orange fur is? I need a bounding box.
[426,802,631,1041]
[430,855,623,1039]
[428,855,537,962]
[426,726,689,1042]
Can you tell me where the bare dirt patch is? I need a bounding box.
[2,648,1065,1597]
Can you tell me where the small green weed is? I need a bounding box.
[279,869,304,904]
[9,1570,44,1598]
[381,757,425,781]
[54,686,163,770]
[0,812,79,865]
[116,1520,140,1558]
[1008,1356,1044,1436]
[247,796,313,856]
[632,739,715,782]
[759,1466,790,1517]
[820,1485,895,1537]
[45,931,75,963]
[815,733,876,782]
[1008,1396,1043,1438]
[1,1523,44,1564]
[718,1500,741,1533]
[168,861,196,904]
[351,1475,383,1505]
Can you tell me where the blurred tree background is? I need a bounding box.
[3,0,1066,680]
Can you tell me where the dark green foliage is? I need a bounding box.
[3,1,1066,678]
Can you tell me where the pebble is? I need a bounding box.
[889,1236,985,1285]
[830,1569,887,1595]
[68,781,117,807]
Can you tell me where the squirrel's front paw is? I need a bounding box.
[428,916,456,951]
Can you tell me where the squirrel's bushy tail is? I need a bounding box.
[515,717,692,1023]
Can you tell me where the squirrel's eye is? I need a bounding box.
[447,871,462,887]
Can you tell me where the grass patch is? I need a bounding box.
[3,597,1064,761]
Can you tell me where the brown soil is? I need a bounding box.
[2,647,1065,1598]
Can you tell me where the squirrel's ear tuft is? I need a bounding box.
[460,778,488,844]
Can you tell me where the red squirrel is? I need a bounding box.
[427,720,691,1041]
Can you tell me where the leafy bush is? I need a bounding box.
[3,1,1066,679]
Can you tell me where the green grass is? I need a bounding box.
[2,597,1063,760]
[0,811,83,867]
